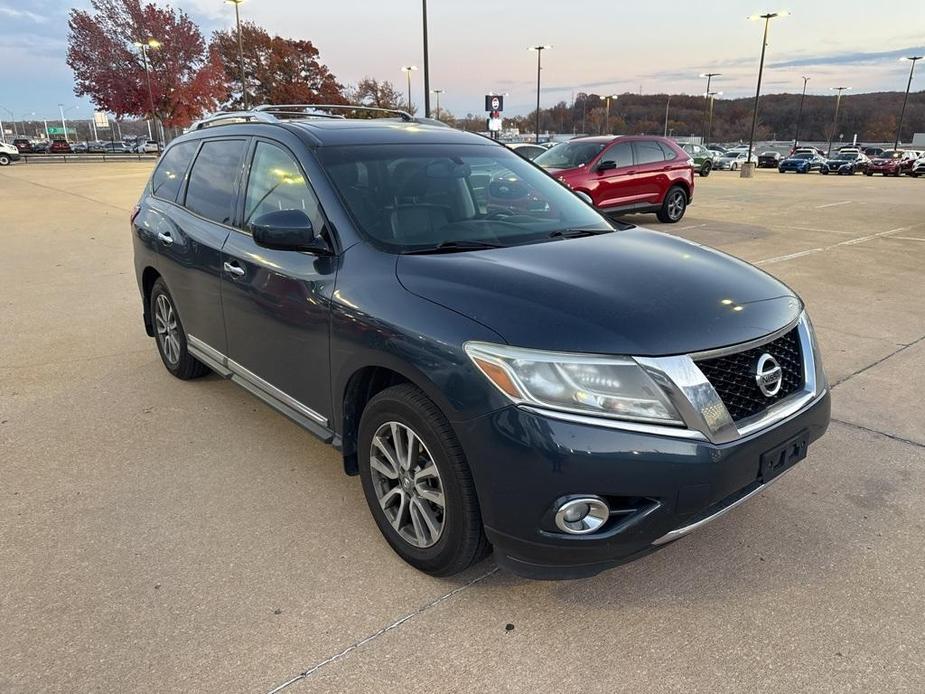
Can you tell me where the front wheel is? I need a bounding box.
[656,186,687,223]
[0,153,10,166]
[821,168,829,175]
[731,162,738,171]
[700,161,712,177]
[358,384,489,576]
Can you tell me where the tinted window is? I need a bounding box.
[184,139,247,224]
[600,142,633,168]
[151,141,197,201]
[534,141,606,169]
[658,142,678,161]
[633,140,666,165]
[244,142,324,232]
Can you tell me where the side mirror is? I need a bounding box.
[596,160,617,172]
[574,191,593,206]
[250,209,331,255]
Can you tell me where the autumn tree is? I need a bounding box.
[67,0,225,127]
[212,22,345,108]
[350,77,412,114]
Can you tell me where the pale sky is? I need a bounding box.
[1,0,923,120]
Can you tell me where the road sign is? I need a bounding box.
[94,111,110,128]
[484,95,504,112]
[47,127,76,136]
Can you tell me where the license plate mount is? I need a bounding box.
[759,430,809,483]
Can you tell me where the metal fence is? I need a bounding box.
[17,152,160,164]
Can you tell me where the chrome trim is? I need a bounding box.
[519,406,708,441]
[652,465,795,546]
[686,312,801,361]
[185,334,328,426]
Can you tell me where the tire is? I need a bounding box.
[821,168,829,175]
[865,171,873,176]
[149,278,209,380]
[911,172,920,178]
[656,186,687,223]
[731,162,738,171]
[700,161,712,177]
[0,154,10,166]
[358,384,489,576]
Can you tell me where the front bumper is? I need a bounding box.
[457,391,830,579]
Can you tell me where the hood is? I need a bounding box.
[397,228,800,356]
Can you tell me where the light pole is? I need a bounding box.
[431,89,444,121]
[663,94,672,136]
[793,75,810,150]
[529,45,551,143]
[743,11,789,178]
[894,56,922,150]
[0,106,14,137]
[134,39,161,147]
[401,66,418,112]
[827,86,850,156]
[225,0,248,109]
[699,72,721,143]
[421,0,430,117]
[58,104,79,141]
[706,91,722,142]
[603,94,618,135]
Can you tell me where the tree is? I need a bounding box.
[211,22,345,109]
[350,77,411,113]
[67,0,225,127]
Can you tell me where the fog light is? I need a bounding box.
[555,497,610,535]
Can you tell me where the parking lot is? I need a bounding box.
[2,162,923,692]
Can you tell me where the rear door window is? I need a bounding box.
[184,139,247,225]
[150,141,197,202]
[633,140,666,165]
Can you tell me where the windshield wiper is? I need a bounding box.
[547,228,615,239]
[403,239,504,255]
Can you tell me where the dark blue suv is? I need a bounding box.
[132,106,830,579]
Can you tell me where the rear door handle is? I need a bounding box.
[157,231,173,245]
[223,261,245,278]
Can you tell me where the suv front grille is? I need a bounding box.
[695,327,804,422]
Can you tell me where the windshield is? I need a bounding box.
[534,141,606,169]
[833,153,855,160]
[791,153,813,159]
[880,150,903,159]
[318,143,613,253]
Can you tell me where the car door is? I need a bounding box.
[152,137,247,356]
[631,139,669,204]
[589,140,637,209]
[219,138,336,428]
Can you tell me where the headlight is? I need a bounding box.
[464,342,683,425]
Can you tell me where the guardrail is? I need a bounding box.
[18,152,161,164]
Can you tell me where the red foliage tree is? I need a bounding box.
[67,0,226,127]
[211,22,346,108]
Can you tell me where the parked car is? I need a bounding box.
[49,140,72,154]
[0,141,21,166]
[71,142,90,153]
[134,139,160,153]
[31,140,50,153]
[821,151,869,175]
[133,107,830,578]
[910,157,925,178]
[505,142,547,161]
[715,151,757,171]
[778,152,826,173]
[704,143,727,154]
[679,143,714,176]
[862,146,885,158]
[12,138,33,153]
[101,141,129,153]
[865,150,916,176]
[757,151,781,168]
[534,135,694,222]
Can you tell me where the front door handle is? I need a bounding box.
[157,231,173,245]
[223,261,245,278]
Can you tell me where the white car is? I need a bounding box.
[716,151,758,171]
[134,140,160,153]
[0,141,20,166]
[911,157,925,178]
[505,142,547,161]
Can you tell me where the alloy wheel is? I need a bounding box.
[154,293,181,365]
[369,421,446,548]
[667,190,685,221]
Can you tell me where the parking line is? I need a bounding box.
[757,225,919,265]
[888,236,925,242]
[756,248,824,265]
[815,200,853,209]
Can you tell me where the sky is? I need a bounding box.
[1,0,923,122]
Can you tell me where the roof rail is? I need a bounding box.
[192,111,277,130]
[254,104,415,122]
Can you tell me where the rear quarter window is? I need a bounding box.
[151,141,198,202]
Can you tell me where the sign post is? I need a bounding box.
[484,95,504,139]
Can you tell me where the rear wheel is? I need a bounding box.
[656,186,687,223]
[700,161,712,177]
[731,162,738,171]
[358,384,489,576]
[0,153,10,166]
[149,279,209,380]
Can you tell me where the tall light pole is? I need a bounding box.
[529,45,551,143]
[743,11,789,178]
[603,94,618,135]
[431,89,444,121]
[134,38,162,148]
[401,66,418,112]
[793,75,810,150]
[421,0,430,117]
[827,86,850,156]
[699,72,721,143]
[58,104,79,142]
[0,106,14,137]
[225,0,248,109]
[894,56,922,150]
[706,91,722,142]
[663,94,672,136]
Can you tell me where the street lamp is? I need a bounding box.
[699,72,721,143]
[133,38,162,148]
[604,94,618,135]
[58,103,79,142]
[421,0,430,117]
[894,56,922,150]
[224,0,248,109]
[827,86,850,156]
[431,89,444,121]
[401,66,418,112]
[706,91,722,142]
[793,75,810,150]
[0,105,14,138]
[663,94,672,137]
[743,11,789,178]
[529,45,552,143]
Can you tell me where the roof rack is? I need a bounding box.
[254,104,414,122]
[191,104,418,132]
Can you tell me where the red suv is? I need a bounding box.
[534,135,694,223]
[49,140,72,154]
